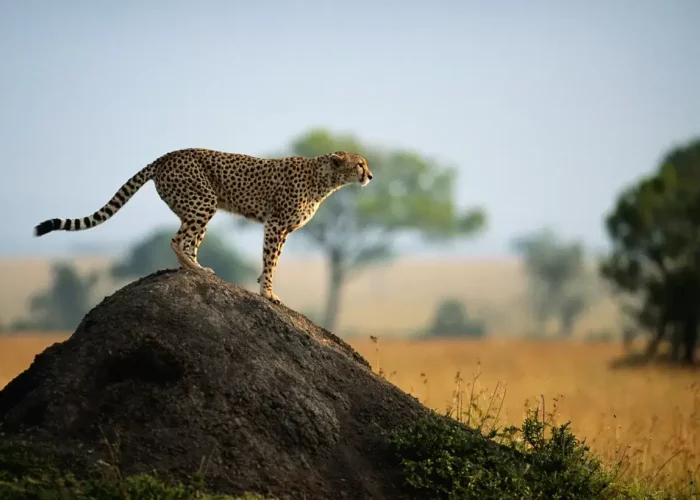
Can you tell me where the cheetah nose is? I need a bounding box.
[368,173,373,180]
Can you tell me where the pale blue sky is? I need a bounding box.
[1,0,699,259]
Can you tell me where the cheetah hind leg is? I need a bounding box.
[156,166,218,275]
[177,240,215,274]
[187,223,215,274]
[170,219,215,275]
[170,239,212,273]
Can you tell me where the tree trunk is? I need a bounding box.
[682,314,698,365]
[559,306,577,339]
[559,320,574,339]
[670,326,682,362]
[645,310,667,359]
[322,248,345,333]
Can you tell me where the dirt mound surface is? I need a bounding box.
[0,269,431,499]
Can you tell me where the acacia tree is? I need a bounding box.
[246,129,486,332]
[512,229,594,337]
[600,137,700,364]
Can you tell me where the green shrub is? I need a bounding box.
[387,407,681,500]
[0,443,274,500]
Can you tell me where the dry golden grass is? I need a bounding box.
[349,337,700,491]
[1,334,697,491]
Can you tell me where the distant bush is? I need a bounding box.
[584,329,617,343]
[423,298,487,339]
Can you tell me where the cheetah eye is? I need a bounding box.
[356,165,363,173]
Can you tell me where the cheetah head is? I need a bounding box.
[328,151,373,187]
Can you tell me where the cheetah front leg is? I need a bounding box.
[259,223,288,305]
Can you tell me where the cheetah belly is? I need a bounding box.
[217,198,266,223]
[214,184,269,223]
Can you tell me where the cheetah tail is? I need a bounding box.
[33,163,156,237]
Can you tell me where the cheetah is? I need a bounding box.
[33,148,373,305]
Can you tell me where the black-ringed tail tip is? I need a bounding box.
[32,161,153,238]
[34,219,63,236]
[33,214,108,237]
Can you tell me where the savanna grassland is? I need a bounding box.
[1,334,698,494]
[350,338,700,492]
[0,256,623,338]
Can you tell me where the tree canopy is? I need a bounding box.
[600,137,700,363]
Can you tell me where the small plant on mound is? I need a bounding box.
[388,406,613,500]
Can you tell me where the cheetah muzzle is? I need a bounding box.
[33,148,373,309]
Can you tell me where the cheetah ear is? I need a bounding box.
[329,153,344,168]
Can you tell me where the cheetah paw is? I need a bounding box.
[201,266,215,274]
[261,289,281,305]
